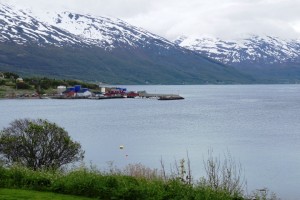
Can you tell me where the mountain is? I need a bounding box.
[0,3,252,84]
[175,35,300,83]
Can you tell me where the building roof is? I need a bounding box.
[77,89,90,93]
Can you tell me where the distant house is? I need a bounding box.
[0,72,4,79]
[62,90,76,97]
[61,85,92,98]
[76,89,92,97]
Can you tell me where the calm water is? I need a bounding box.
[1,85,300,199]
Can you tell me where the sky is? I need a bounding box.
[3,0,300,40]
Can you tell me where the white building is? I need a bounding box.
[57,86,67,95]
[76,90,92,97]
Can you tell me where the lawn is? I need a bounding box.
[0,189,97,200]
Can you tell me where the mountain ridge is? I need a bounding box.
[0,2,252,84]
[175,35,300,82]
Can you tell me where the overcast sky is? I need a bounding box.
[3,0,300,40]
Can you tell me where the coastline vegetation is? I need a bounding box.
[0,71,99,98]
[0,162,278,200]
[0,164,243,200]
[0,119,279,200]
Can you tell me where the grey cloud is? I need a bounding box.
[4,0,300,40]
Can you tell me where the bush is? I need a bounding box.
[16,82,31,89]
[0,165,56,190]
[3,72,19,79]
[0,79,5,86]
[0,119,84,170]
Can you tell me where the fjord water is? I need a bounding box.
[1,85,300,199]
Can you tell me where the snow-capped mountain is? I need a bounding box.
[0,3,84,46]
[0,2,174,50]
[0,2,250,84]
[38,11,175,50]
[175,35,300,82]
[175,35,300,68]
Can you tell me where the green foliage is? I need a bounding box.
[0,119,84,170]
[4,81,15,87]
[0,43,253,84]
[3,72,19,79]
[0,71,100,97]
[0,188,96,200]
[0,79,5,86]
[26,77,66,91]
[202,150,246,196]
[22,77,98,91]
[0,165,52,189]
[16,82,31,90]
[0,165,241,200]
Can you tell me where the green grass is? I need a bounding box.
[0,165,242,200]
[0,188,96,200]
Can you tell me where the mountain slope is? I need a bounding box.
[175,35,300,82]
[0,3,252,84]
[0,4,84,46]
[38,11,176,50]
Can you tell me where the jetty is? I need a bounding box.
[138,91,184,100]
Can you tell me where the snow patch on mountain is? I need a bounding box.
[0,3,84,46]
[175,35,300,65]
[0,2,175,50]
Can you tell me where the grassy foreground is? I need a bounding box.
[0,165,243,200]
[0,188,96,200]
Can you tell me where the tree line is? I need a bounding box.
[0,71,99,94]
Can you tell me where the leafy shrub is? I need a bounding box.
[3,72,19,79]
[16,82,31,89]
[0,119,84,170]
[0,79,5,86]
[0,166,54,190]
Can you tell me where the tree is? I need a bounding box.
[3,72,19,79]
[0,119,84,170]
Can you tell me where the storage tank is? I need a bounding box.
[57,86,66,94]
[100,87,106,93]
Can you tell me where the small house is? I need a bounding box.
[62,90,76,98]
[76,88,92,97]
[62,88,76,97]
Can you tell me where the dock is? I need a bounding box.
[138,91,184,100]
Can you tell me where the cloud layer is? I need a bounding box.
[3,0,300,40]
